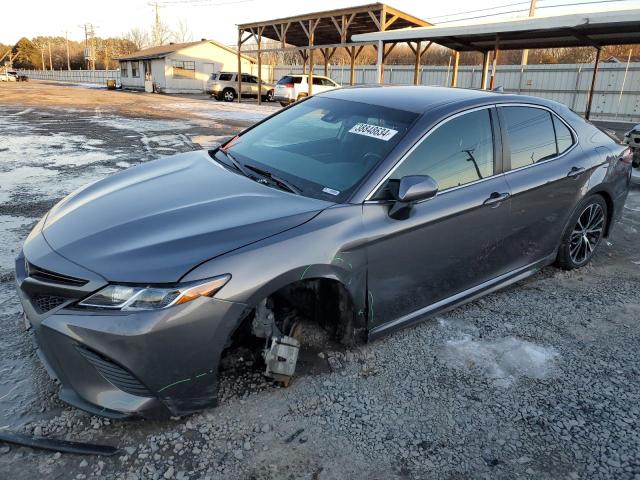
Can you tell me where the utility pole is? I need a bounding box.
[81,24,97,70]
[521,0,537,65]
[148,2,162,46]
[40,46,45,71]
[65,31,71,70]
[48,42,53,70]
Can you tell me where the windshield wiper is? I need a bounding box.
[214,149,253,179]
[244,164,302,195]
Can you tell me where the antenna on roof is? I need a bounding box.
[492,85,504,93]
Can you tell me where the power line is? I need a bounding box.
[428,1,532,20]
[154,0,255,6]
[431,0,637,24]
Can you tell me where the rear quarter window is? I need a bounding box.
[219,73,233,81]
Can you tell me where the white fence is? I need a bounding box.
[18,63,640,122]
[274,63,640,122]
[18,69,119,85]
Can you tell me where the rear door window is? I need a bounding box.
[389,108,495,191]
[552,115,574,154]
[500,106,557,169]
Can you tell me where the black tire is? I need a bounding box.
[222,88,236,102]
[279,101,289,107]
[556,195,608,270]
[262,90,275,102]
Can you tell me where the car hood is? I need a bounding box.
[42,150,332,283]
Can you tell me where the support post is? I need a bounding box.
[489,37,500,90]
[413,41,421,85]
[257,27,263,105]
[480,51,490,90]
[237,29,242,103]
[308,19,315,95]
[585,47,601,120]
[349,46,356,85]
[376,40,383,84]
[451,50,460,87]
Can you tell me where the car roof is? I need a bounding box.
[285,74,330,79]
[319,85,562,114]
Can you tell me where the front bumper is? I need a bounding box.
[16,239,248,419]
[274,94,294,104]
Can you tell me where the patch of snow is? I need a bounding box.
[88,115,195,132]
[160,101,278,124]
[440,335,559,386]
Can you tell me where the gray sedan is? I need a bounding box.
[15,86,633,418]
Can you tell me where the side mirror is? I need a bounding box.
[389,175,438,220]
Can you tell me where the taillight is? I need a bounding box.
[283,83,294,88]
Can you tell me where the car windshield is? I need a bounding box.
[225,96,418,202]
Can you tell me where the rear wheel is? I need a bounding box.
[556,195,608,270]
[263,90,275,102]
[222,88,236,102]
[279,101,289,107]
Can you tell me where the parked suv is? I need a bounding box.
[0,70,17,82]
[207,72,275,102]
[274,74,340,106]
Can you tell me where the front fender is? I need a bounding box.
[181,204,368,325]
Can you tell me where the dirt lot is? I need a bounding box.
[0,81,639,480]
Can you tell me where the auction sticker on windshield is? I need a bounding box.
[348,123,398,141]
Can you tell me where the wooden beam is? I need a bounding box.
[384,14,399,30]
[237,29,243,103]
[489,36,500,90]
[451,50,460,87]
[382,42,398,63]
[257,25,264,105]
[368,10,381,30]
[309,19,315,95]
[413,41,421,85]
[481,51,490,90]
[299,21,309,39]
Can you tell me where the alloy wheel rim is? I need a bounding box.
[569,203,604,264]
[224,91,233,101]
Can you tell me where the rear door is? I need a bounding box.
[498,105,586,270]
[364,106,514,331]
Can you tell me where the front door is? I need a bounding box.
[365,107,513,331]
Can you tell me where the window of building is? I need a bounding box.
[172,60,195,79]
[131,61,139,78]
[120,62,128,77]
[389,109,495,191]
[501,106,557,169]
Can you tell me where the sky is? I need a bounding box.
[2,0,640,46]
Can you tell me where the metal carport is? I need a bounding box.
[352,9,640,119]
[236,3,430,104]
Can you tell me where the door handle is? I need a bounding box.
[567,166,586,178]
[484,192,510,206]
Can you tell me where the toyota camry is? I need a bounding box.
[16,86,633,418]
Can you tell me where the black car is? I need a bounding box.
[16,86,633,419]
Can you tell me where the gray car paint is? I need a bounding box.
[42,151,332,283]
[15,86,632,419]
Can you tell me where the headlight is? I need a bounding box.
[78,275,230,311]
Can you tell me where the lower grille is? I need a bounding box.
[76,347,153,397]
[32,295,68,314]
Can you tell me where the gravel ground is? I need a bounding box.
[1,82,639,480]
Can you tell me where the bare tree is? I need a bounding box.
[172,19,193,44]
[124,27,150,51]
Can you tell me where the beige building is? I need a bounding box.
[117,40,256,93]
